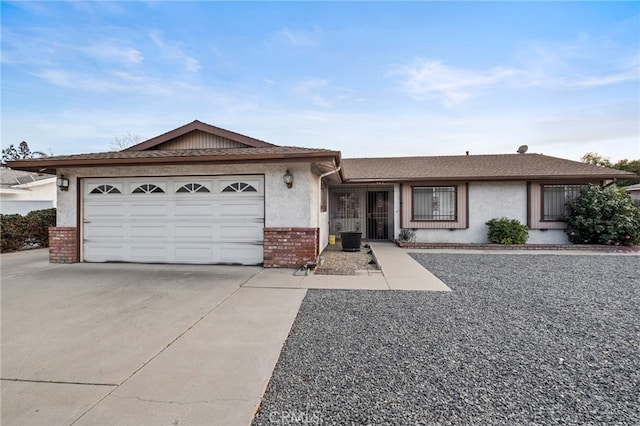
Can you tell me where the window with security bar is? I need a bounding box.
[412,186,457,221]
[542,184,583,221]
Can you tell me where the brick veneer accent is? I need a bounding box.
[49,227,78,263]
[263,227,319,268]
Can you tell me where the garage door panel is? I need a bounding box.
[84,224,126,238]
[130,202,169,216]
[174,201,215,216]
[130,224,169,238]
[220,223,263,239]
[83,176,264,265]
[219,200,263,217]
[173,223,219,240]
[84,244,126,262]
[84,203,126,217]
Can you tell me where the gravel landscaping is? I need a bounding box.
[314,243,380,275]
[253,253,640,425]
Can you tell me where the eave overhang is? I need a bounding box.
[7,151,342,175]
[343,174,635,184]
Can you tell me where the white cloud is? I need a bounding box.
[290,79,358,108]
[269,27,320,48]
[31,68,202,98]
[393,60,520,107]
[149,31,201,73]
[80,42,144,64]
[570,67,639,88]
[392,54,639,107]
[292,79,332,107]
[34,69,124,93]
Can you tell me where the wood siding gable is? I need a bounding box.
[154,130,247,150]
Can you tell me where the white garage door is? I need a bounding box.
[83,176,264,265]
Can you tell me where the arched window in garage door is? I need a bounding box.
[132,184,165,194]
[222,182,257,193]
[90,184,121,194]
[176,183,211,193]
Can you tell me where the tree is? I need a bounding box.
[581,152,640,186]
[581,152,612,167]
[564,184,640,246]
[2,141,47,165]
[110,133,143,151]
[612,159,640,185]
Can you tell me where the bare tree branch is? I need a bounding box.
[110,133,143,151]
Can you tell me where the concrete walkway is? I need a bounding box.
[244,242,451,292]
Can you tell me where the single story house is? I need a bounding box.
[8,120,637,267]
[625,183,640,206]
[0,169,57,215]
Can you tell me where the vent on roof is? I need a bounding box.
[517,145,528,154]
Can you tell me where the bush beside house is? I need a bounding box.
[565,184,640,246]
[486,217,529,245]
[1,208,56,252]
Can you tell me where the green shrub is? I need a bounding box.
[1,214,28,252]
[486,217,529,244]
[398,228,416,242]
[25,208,56,247]
[564,184,640,246]
[0,208,56,252]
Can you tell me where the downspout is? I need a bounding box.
[317,165,342,254]
[318,165,342,228]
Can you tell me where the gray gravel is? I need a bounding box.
[253,254,640,425]
[315,243,379,275]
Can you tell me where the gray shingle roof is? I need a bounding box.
[7,146,341,174]
[342,154,637,181]
[0,169,54,186]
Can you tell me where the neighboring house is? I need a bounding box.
[0,169,57,215]
[8,120,637,267]
[625,183,640,206]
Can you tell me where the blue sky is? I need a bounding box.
[2,1,639,161]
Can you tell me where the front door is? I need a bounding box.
[367,190,389,239]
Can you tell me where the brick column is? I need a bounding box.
[48,227,78,263]
[263,227,319,268]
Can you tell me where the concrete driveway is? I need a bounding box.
[1,249,306,425]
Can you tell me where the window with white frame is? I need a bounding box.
[412,186,457,221]
[542,184,583,221]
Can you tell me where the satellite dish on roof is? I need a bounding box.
[517,145,528,154]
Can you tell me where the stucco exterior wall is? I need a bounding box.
[56,163,315,229]
[412,181,569,244]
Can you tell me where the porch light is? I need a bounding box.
[283,170,294,188]
[57,174,70,191]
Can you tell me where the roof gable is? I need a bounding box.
[125,120,276,151]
